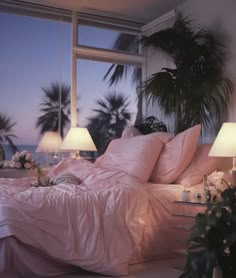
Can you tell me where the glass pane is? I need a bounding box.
[77,59,141,156]
[78,25,140,54]
[0,12,71,162]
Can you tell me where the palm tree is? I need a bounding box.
[140,14,233,133]
[36,82,71,138]
[0,113,18,160]
[104,14,233,134]
[103,33,142,122]
[87,92,131,155]
[103,33,141,87]
[87,116,110,156]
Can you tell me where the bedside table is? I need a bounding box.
[171,199,207,270]
[0,168,37,178]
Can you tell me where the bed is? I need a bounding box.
[0,124,226,277]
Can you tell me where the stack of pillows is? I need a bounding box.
[95,125,222,187]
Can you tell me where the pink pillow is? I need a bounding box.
[150,125,201,184]
[97,132,173,183]
[121,126,141,138]
[175,144,229,187]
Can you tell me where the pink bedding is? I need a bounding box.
[0,159,189,277]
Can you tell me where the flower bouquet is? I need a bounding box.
[180,171,236,278]
[204,171,229,202]
[11,150,36,170]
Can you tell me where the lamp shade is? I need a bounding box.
[61,127,97,152]
[208,123,236,157]
[36,131,62,152]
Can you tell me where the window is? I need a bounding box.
[0,8,143,160]
[78,24,140,55]
[0,12,71,159]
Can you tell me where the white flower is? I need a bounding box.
[9,150,35,170]
[224,247,230,254]
[9,161,15,168]
[14,162,22,169]
[25,152,32,161]
[24,162,32,169]
[208,185,218,198]
[207,171,224,186]
[206,171,228,200]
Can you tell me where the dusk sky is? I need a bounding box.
[0,12,138,145]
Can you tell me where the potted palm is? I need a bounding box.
[140,14,233,133]
[104,14,233,134]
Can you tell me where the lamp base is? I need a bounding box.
[70,150,82,159]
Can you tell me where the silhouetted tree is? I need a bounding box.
[0,113,18,160]
[36,82,70,137]
[87,92,131,155]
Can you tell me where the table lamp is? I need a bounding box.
[36,131,63,165]
[208,122,236,183]
[60,127,97,159]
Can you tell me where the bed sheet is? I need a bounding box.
[0,159,150,277]
[130,182,205,263]
[0,159,204,277]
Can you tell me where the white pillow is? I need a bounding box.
[97,132,173,183]
[150,125,201,184]
[175,144,226,187]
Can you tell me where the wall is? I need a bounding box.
[143,0,236,142]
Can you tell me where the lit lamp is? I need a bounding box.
[208,122,236,184]
[36,131,63,165]
[60,127,97,159]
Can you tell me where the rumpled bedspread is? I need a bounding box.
[0,159,149,276]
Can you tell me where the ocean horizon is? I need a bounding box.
[3,145,95,165]
[4,145,37,161]
[3,145,68,166]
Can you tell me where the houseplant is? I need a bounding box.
[140,14,233,133]
[104,14,233,134]
[180,175,236,278]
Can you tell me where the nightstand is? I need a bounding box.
[0,168,37,178]
[171,199,207,270]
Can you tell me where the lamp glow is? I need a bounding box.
[61,127,97,158]
[36,131,62,153]
[36,131,63,165]
[209,122,236,176]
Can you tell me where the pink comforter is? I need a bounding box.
[0,159,150,276]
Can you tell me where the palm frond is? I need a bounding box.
[0,113,18,153]
[141,13,233,133]
[87,92,131,154]
[36,82,71,137]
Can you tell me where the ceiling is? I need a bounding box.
[22,0,184,24]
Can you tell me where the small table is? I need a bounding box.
[0,168,37,178]
[171,199,207,270]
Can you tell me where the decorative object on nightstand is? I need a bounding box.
[61,127,97,159]
[0,150,38,178]
[181,189,191,202]
[209,122,236,185]
[36,131,62,165]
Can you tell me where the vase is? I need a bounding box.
[213,266,222,278]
